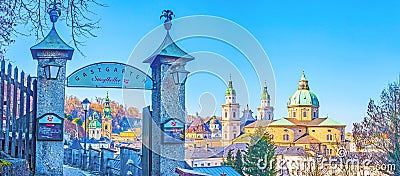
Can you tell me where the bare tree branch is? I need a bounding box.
[0,0,105,58]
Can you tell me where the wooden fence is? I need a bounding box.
[0,60,37,170]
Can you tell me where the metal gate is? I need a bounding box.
[0,60,37,170]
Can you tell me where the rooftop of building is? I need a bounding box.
[245,117,345,128]
[193,166,241,176]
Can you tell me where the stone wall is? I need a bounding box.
[0,156,30,176]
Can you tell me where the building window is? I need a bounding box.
[201,163,204,167]
[105,125,108,130]
[234,133,237,138]
[299,129,302,132]
[327,134,333,141]
[326,148,333,155]
[283,134,289,141]
[312,130,315,132]
[303,111,307,117]
[194,164,197,167]
[293,111,296,117]
[208,163,210,166]
[225,134,227,139]
[328,129,331,132]
[225,112,227,118]
[284,129,288,132]
[313,111,317,117]
[233,112,236,118]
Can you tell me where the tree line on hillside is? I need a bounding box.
[64,95,142,136]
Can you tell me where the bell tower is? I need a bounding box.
[257,82,274,120]
[101,92,112,139]
[221,76,241,146]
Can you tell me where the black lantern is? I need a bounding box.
[81,98,90,111]
[42,61,62,80]
[171,64,189,85]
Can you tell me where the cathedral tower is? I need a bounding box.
[287,70,320,121]
[101,92,113,139]
[257,82,274,120]
[221,76,241,146]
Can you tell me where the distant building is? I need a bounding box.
[186,115,211,139]
[237,71,346,156]
[205,116,222,138]
[257,82,274,120]
[221,76,241,146]
[88,112,102,140]
[185,143,247,168]
[102,92,113,139]
[240,104,256,133]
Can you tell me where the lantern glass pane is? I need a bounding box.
[49,66,60,79]
[82,103,89,111]
[178,72,189,84]
[172,72,179,84]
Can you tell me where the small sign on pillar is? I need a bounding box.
[37,113,64,141]
[161,118,185,143]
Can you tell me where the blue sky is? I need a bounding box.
[6,1,400,132]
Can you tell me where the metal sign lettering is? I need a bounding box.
[162,119,185,143]
[37,113,64,141]
[67,62,153,89]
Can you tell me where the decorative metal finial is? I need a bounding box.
[160,10,175,30]
[48,0,61,24]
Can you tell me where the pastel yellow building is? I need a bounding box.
[236,71,346,156]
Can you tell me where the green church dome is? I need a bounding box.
[89,119,102,128]
[287,70,319,107]
[225,88,236,96]
[287,90,319,107]
[261,82,270,100]
[225,76,236,96]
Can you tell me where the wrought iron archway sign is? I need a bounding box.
[67,62,153,89]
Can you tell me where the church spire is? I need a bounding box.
[261,81,270,100]
[103,91,112,119]
[225,75,236,96]
[298,69,309,90]
[228,74,233,88]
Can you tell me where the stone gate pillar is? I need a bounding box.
[142,11,194,176]
[30,2,74,175]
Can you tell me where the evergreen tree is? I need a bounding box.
[65,113,73,121]
[233,149,244,175]
[224,149,234,166]
[243,126,276,176]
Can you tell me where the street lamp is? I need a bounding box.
[81,98,90,170]
[42,60,62,80]
[170,62,189,85]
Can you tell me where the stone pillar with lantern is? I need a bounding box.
[30,1,74,175]
[142,10,194,176]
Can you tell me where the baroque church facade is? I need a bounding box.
[87,92,113,140]
[236,71,346,156]
[184,70,345,156]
